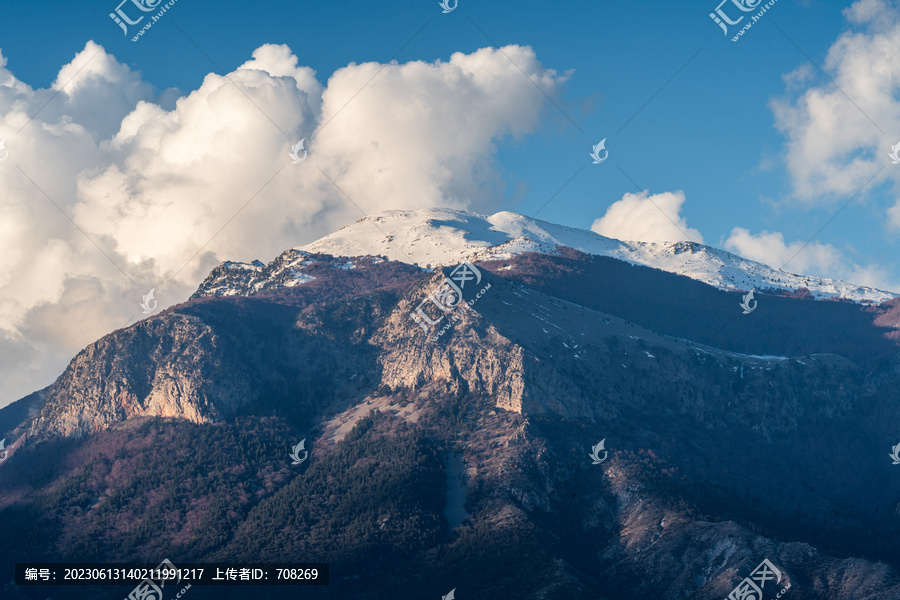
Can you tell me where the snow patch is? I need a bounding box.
[296,209,896,303]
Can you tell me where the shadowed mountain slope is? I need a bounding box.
[2,247,900,600]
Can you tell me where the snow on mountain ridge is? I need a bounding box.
[294,209,897,303]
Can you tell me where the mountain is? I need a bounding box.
[2,210,900,600]
[296,209,895,303]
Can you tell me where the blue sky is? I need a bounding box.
[0,1,884,267]
[1,0,899,404]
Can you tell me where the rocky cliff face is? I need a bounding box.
[191,251,391,299]
[2,248,900,599]
[18,256,422,440]
[25,312,253,437]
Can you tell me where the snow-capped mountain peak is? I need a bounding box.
[294,209,895,303]
[194,208,896,303]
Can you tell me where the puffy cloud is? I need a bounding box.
[770,0,900,214]
[310,46,565,214]
[590,190,703,244]
[53,40,156,138]
[0,41,567,406]
[724,227,897,291]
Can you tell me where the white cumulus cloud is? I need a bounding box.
[0,41,568,407]
[724,227,897,291]
[770,0,900,218]
[590,190,703,244]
